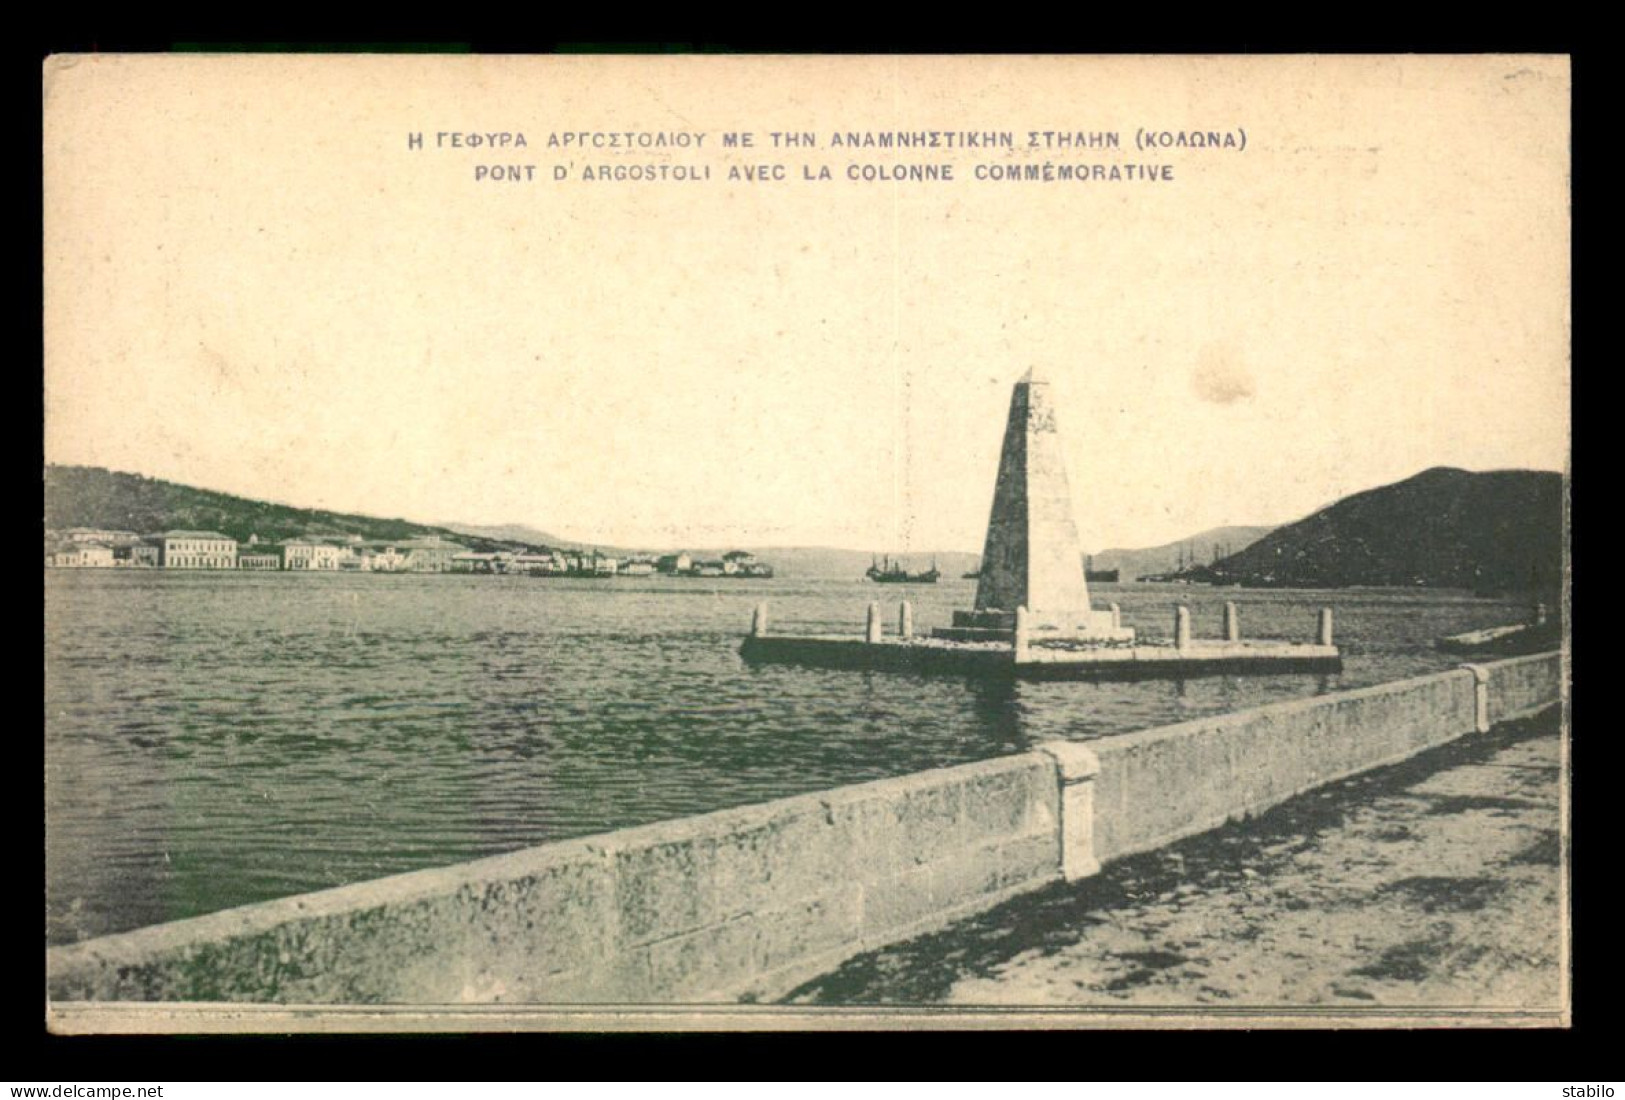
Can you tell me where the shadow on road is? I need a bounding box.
[787,707,1561,1004]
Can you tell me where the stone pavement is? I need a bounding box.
[787,708,1565,1010]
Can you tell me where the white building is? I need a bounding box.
[160,531,238,570]
[365,545,410,572]
[282,540,347,571]
[451,552,509,574]
[396,537,464,573]
[48,543,115,568]
[657,552,694,574]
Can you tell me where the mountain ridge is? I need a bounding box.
[44,466,521,553]
[1086,525,1279,581]
[1187,466,1564,592]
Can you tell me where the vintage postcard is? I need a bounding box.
[42,53,1571,1032]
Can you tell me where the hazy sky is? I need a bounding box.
[44,55,1569,552]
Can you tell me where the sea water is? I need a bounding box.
[45,570,1533,944]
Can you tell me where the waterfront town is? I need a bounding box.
[43,527,774,578]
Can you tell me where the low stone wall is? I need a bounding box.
[48,754,1060,1004]
[1481,651,1565,725]
[1085,669,1480,863]
[47,652,1562,1006]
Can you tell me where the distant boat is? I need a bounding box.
[1083,556,1119,583]
[962,567,982,580]
[866,555,940,584]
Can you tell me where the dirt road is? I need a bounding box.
[788,709,1565,1011]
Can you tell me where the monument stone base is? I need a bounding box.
[932,607,1136,644]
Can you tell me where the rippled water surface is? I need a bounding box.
[45,570,1532,943]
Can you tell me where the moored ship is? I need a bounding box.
[865,555,940,584]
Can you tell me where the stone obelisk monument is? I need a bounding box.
[941,368,1130,642]
[740,366,1345,672]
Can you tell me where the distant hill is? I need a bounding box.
[696,547,982,581]
[442,522,581,549]
[42,467,966,571]
[1187,467,1564,592]
[44,466,518,552]
[1087,526,1278,581]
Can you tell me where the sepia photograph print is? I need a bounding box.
[42,53,1570,1032]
